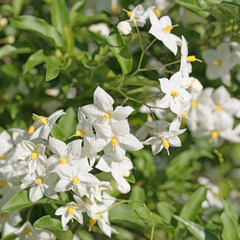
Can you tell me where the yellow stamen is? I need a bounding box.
[191,101,198,108]
[154,8,161,17]
[28,125,35,134]
[111,137,117,147]
[90,219,97,226]
[98,187,101,193]
[0,154,5,159]
[59,158,67,164]
[24,227,31,236]
[39,116,47,124]
[212,192,219,198]
[211,130,218,139]
[36,178,43,184]
[215,105,222,112]
[72,177,78,185]
[147,114,153,122]
[75,130,83,137]
[1,212,8,218]
[181,112,187,118]
[187,55,203,63]
[171,91,179,97]
[162,139,170,156]
[127,11,132,18]
[213,60,222,66]
[0,181,5,189]
[164,25,173,32]
[68,207,74,216]
[103,113,110,121]
[30,151,38,159]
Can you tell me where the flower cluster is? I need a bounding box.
[0,87,143,238]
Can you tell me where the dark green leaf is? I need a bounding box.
[179,187,207,223]
[10,16,66,48]
[51,123,66,141]
[156,202,176,224]
[125,172,135,184]
[107,28,132,75]
[50,0,69,34]
[81,53,100,69]
[45,56,62,81]
[174,215,218,240]
[69,0,87,27]
[23,49,46,74]
[0,45,32,59]
[33,215,73,240]
[0,234,17,240]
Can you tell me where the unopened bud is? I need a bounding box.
[190,77,203,93]
[117,21,132,35]
[0,18,8,27]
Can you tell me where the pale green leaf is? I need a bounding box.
[0,45,32,59]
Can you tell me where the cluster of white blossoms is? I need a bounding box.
[0,87,143,238]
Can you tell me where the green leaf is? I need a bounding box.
[10,16,66,49]
[220,199,239,240]
[122,76,159,87]
[51,123,66,141]
[33,215,73,240]
[156,202,176,224]
[12,0,25,17]
[129,185,146,208]
[107,28,132,75]
[58,107,77,138]
[0,234,17,240]
[0,45,32,59]
[69,0,87,27]
[1,189,65,213]
[174,215,218,240]
[125,172,135,184]
[45,56,62,81]
[23,49,46,74]
[81,53,100,69]
[179,187,207,223]
[50,0,69,34]
[64,25,75,53]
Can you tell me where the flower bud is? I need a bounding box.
[117,21,132,35]
[190,77,203,93]
[180,77,191,89]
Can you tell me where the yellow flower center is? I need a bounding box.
[68,207,74,216]
[103,113,110,121]
[0,181,5,189]
[1,212,8,218]
[98,187,101,193]
[36,178,43,184]
[39,116,47,124]
[90,219,97,226]
[24,227,31,236]
[59,158,67,164]
[187,55,196,62]
[0,154,5,159]
[75,130,83,137]
[215,105,222,112]
[30,151,38,159]
[164,25,173,32]
[28,125,35,134]
[127,11,132,18]
[162,139,169,149]
[213,60,222,66]
[72,177,78,185]
[212,192,219,198]
[171,91,179,97]
[111,137,118,147]
[181,112,187,118]
[154,8,161,17]
[211,130,219,139]
[191,101,198,108]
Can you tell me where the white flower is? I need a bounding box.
[127,4,151,27]
[55,196,86,227]
[85,192,118,237]
[143,118,186,155]
[13,221,54,240]
[94,120,143,160]
[157,71,192,115]
[0,130,13,156]
[96,155,133,193]
[55,159,100,197]
[149,10,181,55]
[30,109,65,140]
[21,169,57,202]
[82,86,134,123]
[88,23,110,37]
[117,21,132,35]
[19,140,47,174]
[201,43,239,86]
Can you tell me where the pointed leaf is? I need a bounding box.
[10,16,66,48]
[0,45,32,59]
[157,202,176,224]
[45,56,62,81]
